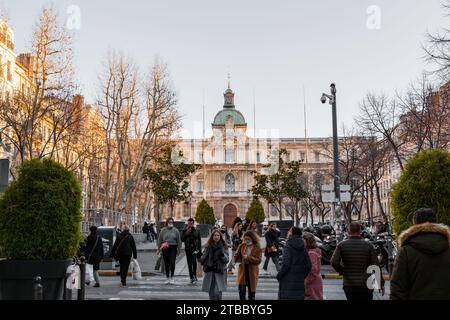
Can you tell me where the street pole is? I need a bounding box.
[321,83,342,238]
[330,83,341,223]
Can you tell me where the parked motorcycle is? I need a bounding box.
[372,232,397,274]
[320,234,337,265]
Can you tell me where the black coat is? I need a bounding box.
[264,230,280,257]
[181,227,201,252]
[86,232,104,270]
[110,230,137,259]
[390,223,450,300]
[276,235,312,300]
[331,236,384,288]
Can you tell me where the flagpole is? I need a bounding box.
[203,90,206,200]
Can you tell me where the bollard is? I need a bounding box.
[78,256,86,300]
[34,276,43,300]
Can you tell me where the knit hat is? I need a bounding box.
[413,208,436,224]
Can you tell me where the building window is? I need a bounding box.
[225,173,235,193]
[197,179,204,192]
[225,149,234,163]
[285,152,291,162]
[256,152,260,163]
[299,152,305,161]
[271,205,277,216]
[197,151,203,163]
[315,152,320,162]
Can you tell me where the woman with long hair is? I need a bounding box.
[157,217,182,285]
[200,229,229,300]
[233,230,262,300]
[303,232,323,300]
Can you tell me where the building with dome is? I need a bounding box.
[173,82,341,227]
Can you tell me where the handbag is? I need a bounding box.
[160,241,170,250]
[155,255,162,270]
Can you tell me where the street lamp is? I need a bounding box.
[321,83,342,230]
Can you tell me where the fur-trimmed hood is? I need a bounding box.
[398,222,450,255]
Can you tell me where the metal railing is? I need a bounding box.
[81,208,145,233]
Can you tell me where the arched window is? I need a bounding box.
[225,173,235,193]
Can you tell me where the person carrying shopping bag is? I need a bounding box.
[110,225,137,287]
[200,229,229,300]
[157,217,182,285]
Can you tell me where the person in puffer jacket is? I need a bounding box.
[390,208,450,300]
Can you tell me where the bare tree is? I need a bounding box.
[97,53,180,217]
[358,93,406,172]
[0,6,78,167]
[397,74,450,152]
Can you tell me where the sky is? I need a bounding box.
[1,0,449,139]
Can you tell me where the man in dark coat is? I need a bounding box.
[181,218,202,284]
[390,208,450,300]
[86,225,104,287]
[276,227,311,300]
[331,222,385,300]
[263,223,281,273]
[110,225,137,287]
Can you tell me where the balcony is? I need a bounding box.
[194,191,249,198]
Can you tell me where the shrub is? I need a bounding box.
[391,149,450,235]
[195,199,215,225]
[246,198,265,223]
[0,158,83,260]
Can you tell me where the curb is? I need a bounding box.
[98,271,160,277]
[321,274,391,281]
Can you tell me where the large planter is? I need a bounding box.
[0,259,72,300]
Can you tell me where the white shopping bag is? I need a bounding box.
[85,263,95,283]
[132,258,142,280]
[66,264,80,290]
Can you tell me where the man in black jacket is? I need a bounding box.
[181,218,202,284]
[331,222,385,300]
[263,223,281,273]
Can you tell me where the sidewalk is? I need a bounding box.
[101,237,391,280]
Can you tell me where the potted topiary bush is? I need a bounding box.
[245,198,265,235]
[0,158,83,300]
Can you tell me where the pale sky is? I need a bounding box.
[1,0,448,139]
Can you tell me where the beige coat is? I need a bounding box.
[233,243,262,292]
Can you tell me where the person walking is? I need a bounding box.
[181,218,202,284]
[110,225,137,287]
[200,229,229,300]
[390,208,450,300]
[303,231,323,300]
[149,223,157,242]
[233,230,262,300]
[247,220,258,233]
[85,225,104,287]
[263,223,281,274]
[276,227,311,300]
[220,225,231,244]
[142,222,150,241]
[157,217,182,285]
[331,222,385,300]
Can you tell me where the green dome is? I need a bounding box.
[213,108,246,126]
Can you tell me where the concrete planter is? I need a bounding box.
[0,259,72,300]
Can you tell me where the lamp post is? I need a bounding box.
[321,83,342,229]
